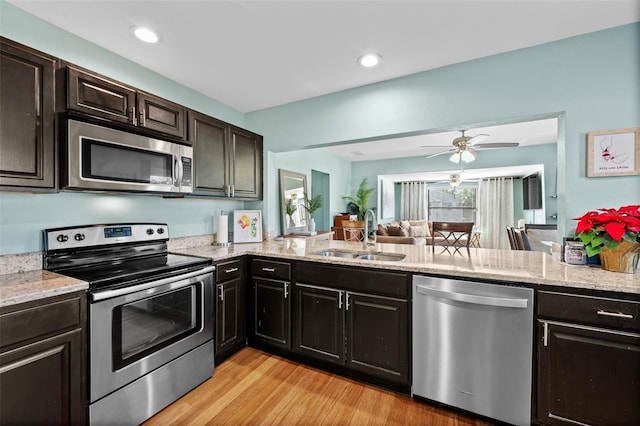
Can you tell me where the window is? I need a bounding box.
[428,188,477,222]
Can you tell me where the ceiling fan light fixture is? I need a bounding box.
[460,148,477,163]
[450,174,462,187]
[449,152,461,163]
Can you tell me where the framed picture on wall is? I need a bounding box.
[233,210,263,243]
[587,127,640,177]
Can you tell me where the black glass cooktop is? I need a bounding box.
[57,253,212,291]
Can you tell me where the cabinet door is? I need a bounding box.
[253,278,290,349]
[137,91,187,140]
[230,126,262,199]
[345,292,409,384]
[67,65,136,124]
[0,39,56,190]
[215,278,245,357]
[293,283,344,364]
[0,329,84,425]
[189,111,229,196]
[537,321,640,425]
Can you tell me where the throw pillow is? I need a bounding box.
[387,225,408,237]
[409,219,430,237]
[377,224,389,236]
[400,220,411,231]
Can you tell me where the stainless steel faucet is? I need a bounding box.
[363,208,376,249]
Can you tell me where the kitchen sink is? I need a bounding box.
[313,250,406,262]
[356,253,406,262]
[314,250,359,258]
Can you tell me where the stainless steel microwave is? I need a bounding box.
[64,119,193,194]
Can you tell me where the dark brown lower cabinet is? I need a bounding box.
[345,292,408,383]
[292,262,410,389]
[214,258,246,364]
[0,292,86,425]
[537,321,640,425]
[294,284,345,364]
[537,290,640,425]
[253,278,291,349]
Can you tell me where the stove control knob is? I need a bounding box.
[156,228,165,235]
[56,234,69,243]
[146,228,154,235]
[74,233,85,241]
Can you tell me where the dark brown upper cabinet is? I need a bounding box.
[190,111,263,200]
[65,65,187,141]
[0,37,56,191]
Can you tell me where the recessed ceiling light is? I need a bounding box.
[132,26,160,44]
[358,53,381,68]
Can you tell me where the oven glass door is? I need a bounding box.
[113,285,200,370]
[82,138,174,185]
[89,268,213,403]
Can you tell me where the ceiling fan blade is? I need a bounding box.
[420,145,454,148]
[467,134,489,145]
[474,142,520,149]
[425,149,454,159]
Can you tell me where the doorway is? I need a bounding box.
[311,170,330,232]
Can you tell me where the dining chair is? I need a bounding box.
[342,220,365,242]
[513,228,532,250]
[506,226,517,250]
[431,222,474,254]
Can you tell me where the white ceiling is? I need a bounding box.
[7,0,639,114]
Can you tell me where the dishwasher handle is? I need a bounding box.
[416,284,529,309]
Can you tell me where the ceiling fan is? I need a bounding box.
[424,130,520,163]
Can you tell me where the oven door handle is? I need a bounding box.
[91,265,216,302]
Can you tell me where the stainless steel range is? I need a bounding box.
[43,223,215,425]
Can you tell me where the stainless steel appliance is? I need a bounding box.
[412,275,534,426]
[44,223,214,425]
[63,119,193,194]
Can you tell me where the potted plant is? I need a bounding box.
[303,193,323,233]
[342,178,375,221]
[285,198,297,227]
[574,204,640,273]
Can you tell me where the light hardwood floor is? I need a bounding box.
[145,348,492,425]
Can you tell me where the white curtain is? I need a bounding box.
[477,177,514,249]
[400,181,427,220]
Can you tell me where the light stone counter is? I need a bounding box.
[180,238,640,296]
[0,270,88,308]
[1,238,637,308]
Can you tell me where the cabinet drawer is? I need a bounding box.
[538,291,640,333]
[216,258,242,283]
[251,259,291,281]
[0,296,82,349]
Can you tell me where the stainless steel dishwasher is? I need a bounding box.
[412,275,534,426]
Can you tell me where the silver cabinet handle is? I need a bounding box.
[139,108,146,126]
[284,282,289,299]
[345,293,350,311]
[231,184,235,197]
[225,267,239,273]
[338,291,344,309]
[543,321,549,347]
[597,310,633,319]
[218,284,224,301]
[262,267,275,272]
[129,106,137,125]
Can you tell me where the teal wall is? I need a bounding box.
[247,23,640,239]
[1,1,638,255]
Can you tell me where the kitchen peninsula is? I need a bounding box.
[1,238,638,425]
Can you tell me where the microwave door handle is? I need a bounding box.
[174,155,184,188]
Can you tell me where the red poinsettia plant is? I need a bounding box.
[574,205,640,257]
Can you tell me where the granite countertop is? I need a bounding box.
[181,238,640,295]
[1,238,638,308]
[0,270,88,308]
